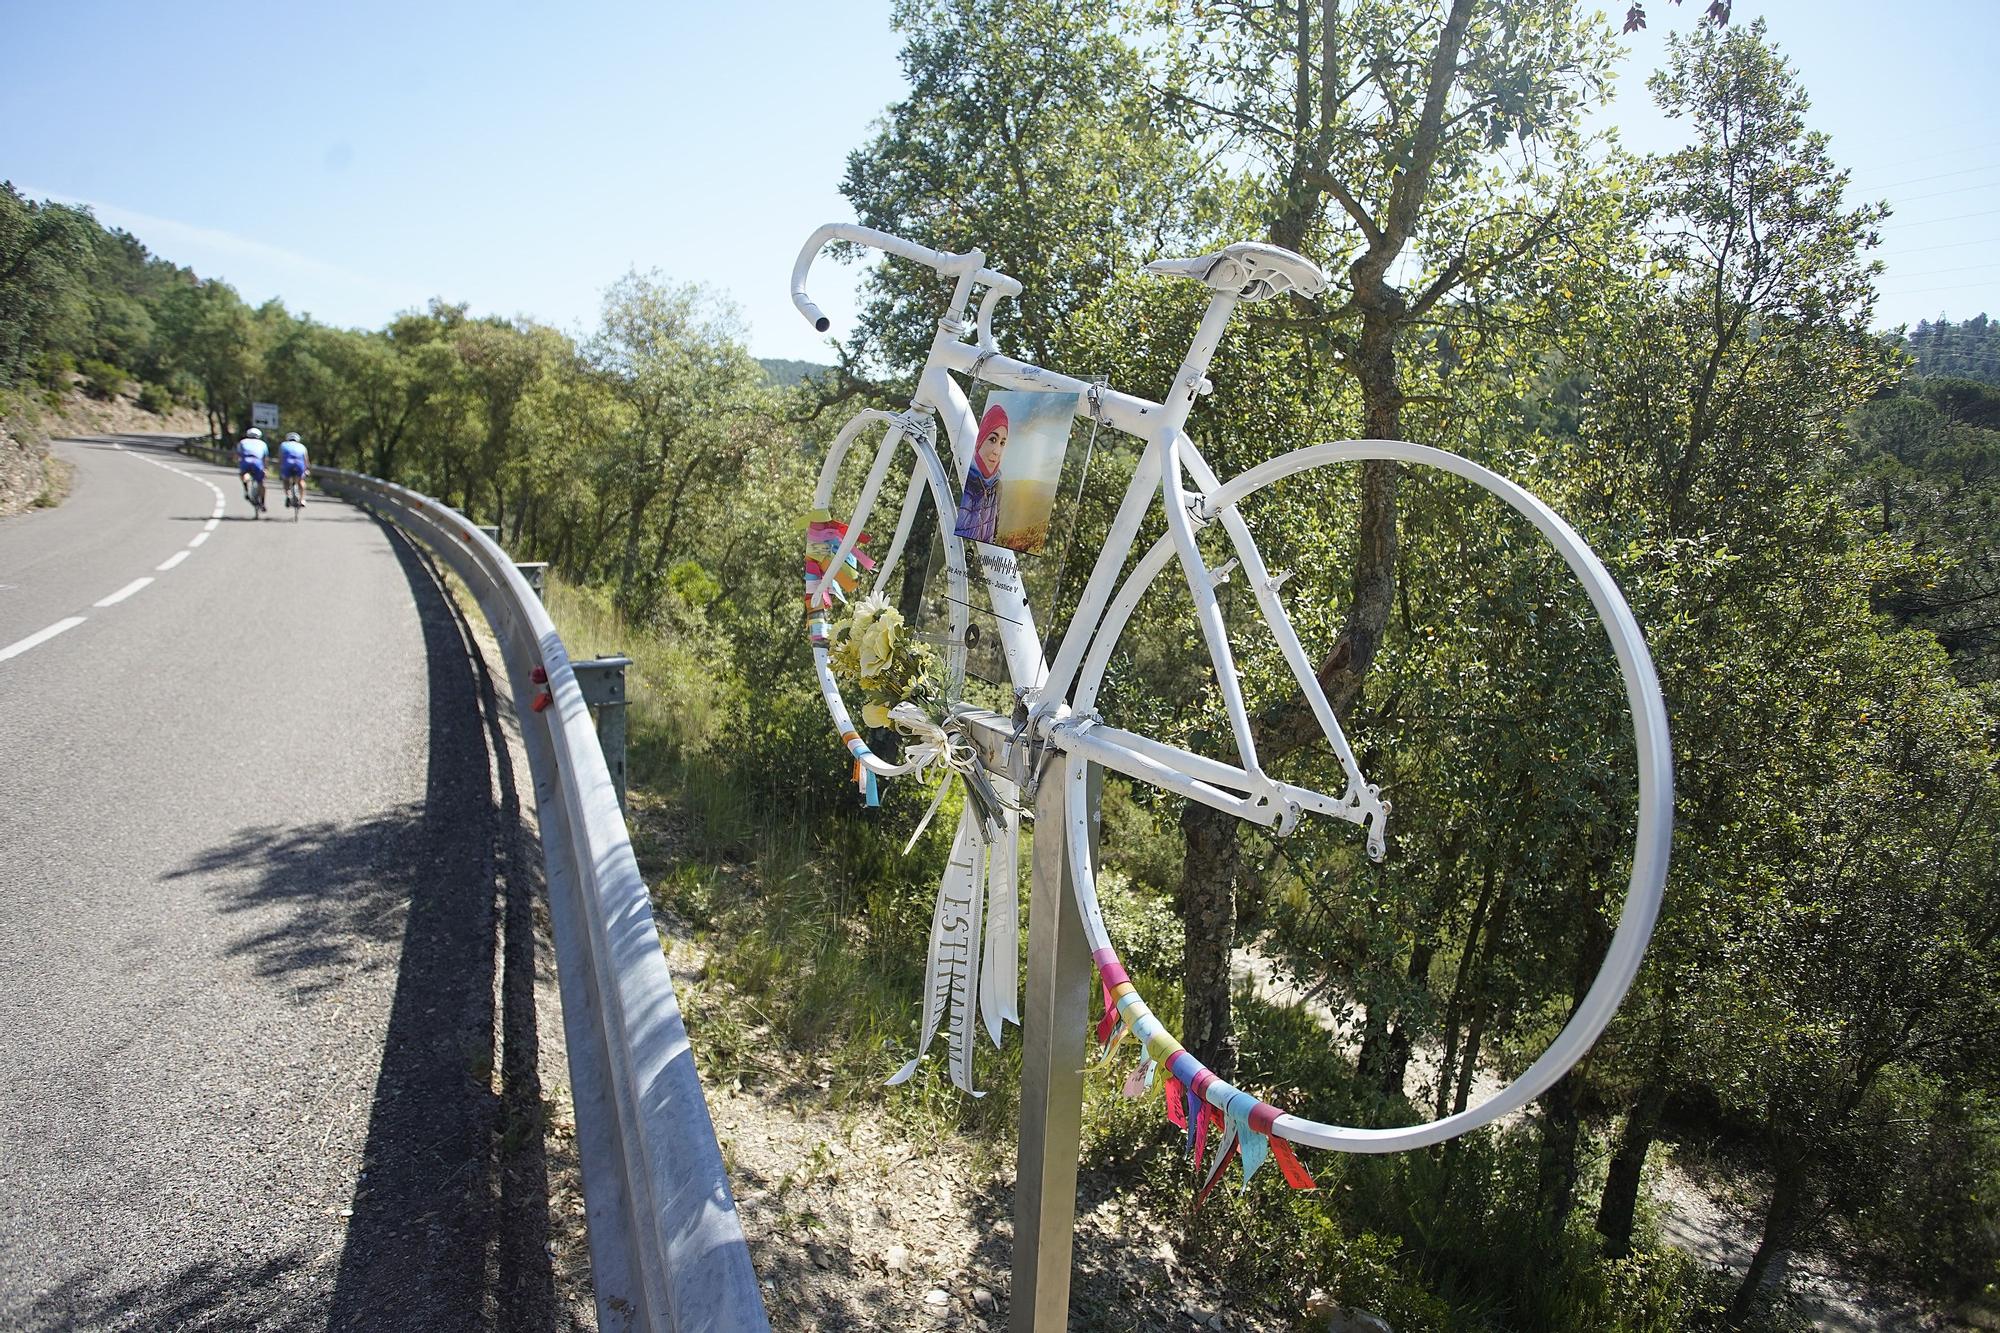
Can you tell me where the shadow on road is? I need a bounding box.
[8,1250,324,1332]
[157,523,569,1330]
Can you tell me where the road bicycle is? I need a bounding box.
[244,470,267,519]
[791,224,1671,1158]
[284,472,305,520]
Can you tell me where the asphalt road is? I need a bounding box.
[0,436,579,1330]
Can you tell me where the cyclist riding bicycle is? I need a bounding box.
[278,433,309,508]
[236,428,269,509]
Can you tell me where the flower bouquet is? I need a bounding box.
[823,593,943,734]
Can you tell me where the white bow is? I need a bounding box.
[889,702,1010,853]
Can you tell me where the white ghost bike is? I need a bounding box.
[792,223,1671,1158]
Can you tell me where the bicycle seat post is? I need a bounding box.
[1159,289,1243,436]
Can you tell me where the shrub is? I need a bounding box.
[78,359,127,400]
[136,382,173,415]
[1095,867,1183,977]
[34,350,76,390]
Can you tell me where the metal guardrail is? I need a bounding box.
[177,443,769,1332]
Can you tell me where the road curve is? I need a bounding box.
[0,436,584,1330]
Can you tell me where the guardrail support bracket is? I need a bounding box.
[571,655,632,813]
[515,561,549,601]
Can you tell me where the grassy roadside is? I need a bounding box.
[32,454,75,508]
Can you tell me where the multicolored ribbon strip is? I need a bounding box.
[1095,945,1317,1202]
[804,509,881,804]
[803,509,874,610]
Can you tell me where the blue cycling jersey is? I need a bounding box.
[279,441,307,471]
[238,438,269,466]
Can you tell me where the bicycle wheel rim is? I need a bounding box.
[1061,439,1672,1155]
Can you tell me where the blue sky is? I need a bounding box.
[4,1,1995,362]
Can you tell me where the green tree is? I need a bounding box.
[1152,0,1625,1084]
[1907,314,2000,384]
[454,318,564,527]
[265,319,364,465]
[838,0,1221,381]
[1847,378,2000,680]
[588,273,767,617]
[0,183,97,384]
[1718,634,1998,1324]
[1562,18,1908,1264]
[156,278,263,439]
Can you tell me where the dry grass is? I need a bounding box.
[32,455,74,509]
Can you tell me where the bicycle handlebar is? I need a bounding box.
[791,223,1022,346]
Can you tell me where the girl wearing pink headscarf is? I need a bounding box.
[953,403,1007,543]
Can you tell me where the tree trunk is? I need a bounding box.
[1435,859,1497,1117]
[1597,1078,1667,1258]
[1451,1013,1486,1115]
[1358,940,1431,1102]
[1172,0,1460,1079]
[617,484,657,609]
[1535,1069,1586,1241]
[896,500,938,626]
[1728,1162,1810,1327]
[1178,800,1243,1078]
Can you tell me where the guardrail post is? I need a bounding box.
[515,561,548,601]
[570,655,632,813]
[477,524,501,545]
[1011,753,1100,1333]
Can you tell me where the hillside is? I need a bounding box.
[757,357,833,388]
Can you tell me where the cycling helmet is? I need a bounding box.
[285,433,300,442]
[246,427,262,439]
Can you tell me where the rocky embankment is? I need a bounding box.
[0,420,50,518]
[0,387,210,517]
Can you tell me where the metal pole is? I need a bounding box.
[1011,755,1100,1333]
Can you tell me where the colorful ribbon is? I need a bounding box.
[803,509,874,610]
[1093,944,1317,1202]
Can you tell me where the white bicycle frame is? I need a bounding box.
[795,224,1389,856]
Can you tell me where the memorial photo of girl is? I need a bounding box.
[952,390,1076,553]
[954,403,1007,544]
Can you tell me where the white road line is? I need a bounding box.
[157,551,190,571]
[0,617,86,663]
[94,577,154,607]
[203,518,219,532]
[189,532,210,548]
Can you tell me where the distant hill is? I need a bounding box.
[1907,315,2000,385]
[758,358,834,388]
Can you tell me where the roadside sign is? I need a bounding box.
[252,402,280,431]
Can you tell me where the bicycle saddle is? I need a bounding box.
[1144,241,1330,301]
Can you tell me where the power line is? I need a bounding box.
[1881,206,2000,230]
[1879,281,2000,298]
[1891,237,1999,257]
[1887,262,2000,281]
[1859,161,2000,192]
[1845,141,1998,175]
[1893,179,2000,207]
